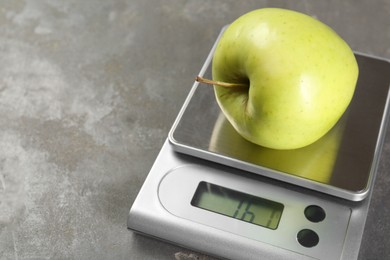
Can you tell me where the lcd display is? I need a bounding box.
[191,182,284,229]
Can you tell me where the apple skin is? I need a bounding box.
[212,8,358,149]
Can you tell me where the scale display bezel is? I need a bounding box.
[157,163,351,259]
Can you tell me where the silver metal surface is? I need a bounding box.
[128,140,371,260]
[169,28,390,201]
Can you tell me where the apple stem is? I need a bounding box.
[196,76,248,88]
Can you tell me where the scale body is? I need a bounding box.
[128,28,390,260]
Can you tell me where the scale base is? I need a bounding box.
[128,140,371,260]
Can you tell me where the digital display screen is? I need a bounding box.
[191,182,284,230]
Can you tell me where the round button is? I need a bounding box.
[297,229,319,248]
[305,205,326,223]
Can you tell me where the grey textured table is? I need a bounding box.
[0,1,389,259]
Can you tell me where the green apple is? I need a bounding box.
[200,8,358,149]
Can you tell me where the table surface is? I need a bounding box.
[0,1,389,259]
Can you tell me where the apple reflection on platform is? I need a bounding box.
[209,111,347,184]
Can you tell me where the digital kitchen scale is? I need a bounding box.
[128,28,390,260]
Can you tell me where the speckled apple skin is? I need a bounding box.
[212,8,359,150]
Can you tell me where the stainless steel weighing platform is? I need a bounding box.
[128,28,390,260]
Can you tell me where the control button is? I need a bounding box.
[305,205,326,223]
[297,229,319,248]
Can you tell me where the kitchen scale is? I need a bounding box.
[128,28,390,260]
